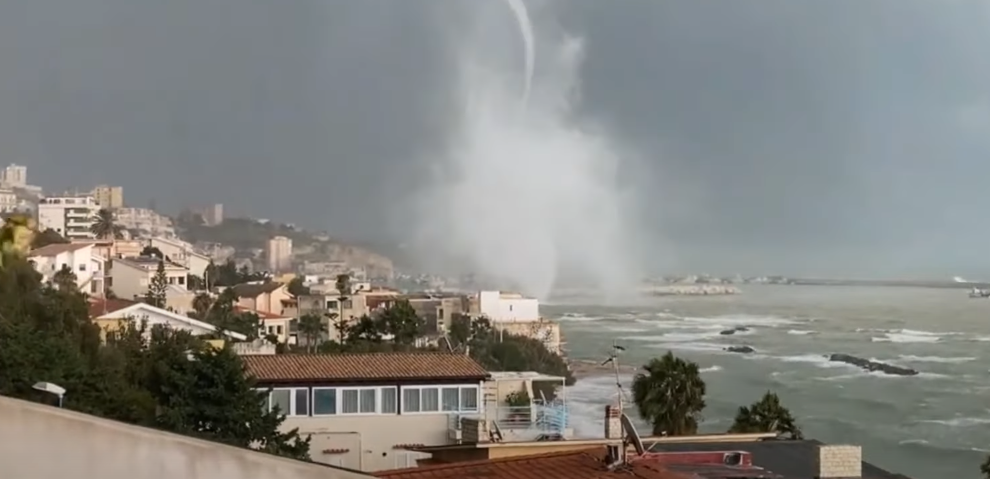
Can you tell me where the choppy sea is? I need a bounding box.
[552,285,990,479]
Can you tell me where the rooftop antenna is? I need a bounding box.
[601,341,631,467]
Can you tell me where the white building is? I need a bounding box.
[0,164,26,188]
[267,236,293,273]
[110,256,190,303]
[0,188,19,213]
[148,237,211,278]
[28,243,106,295]
[90,299,246,341]
[38,196,99,239]
[472,291,540,322]
[115,207,176,238]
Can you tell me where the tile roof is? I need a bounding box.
[242,352,490,383]
[88,298,140,318]
[234,306,289,320]
[649,440,907,479]
[375,448,690,479]
[231,282,284,298]
[28,243,91,257]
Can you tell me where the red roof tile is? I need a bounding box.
[242,352,490,383]
[28,243,91,257]
[375,448,691,479]
[88,298,140,318]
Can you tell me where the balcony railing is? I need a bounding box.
[448,400,569,441]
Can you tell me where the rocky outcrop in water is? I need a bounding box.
[827,353,919,376]
[725,346,755,354]
[720,327,750,335]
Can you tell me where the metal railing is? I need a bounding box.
[448,400,569,437]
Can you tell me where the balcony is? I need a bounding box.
[448,399,571,444]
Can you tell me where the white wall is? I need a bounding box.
[31,245,103,292]
[38,196,99,239]
[111,260,188,301]
[0,396,372,479]
[478,291,540,322]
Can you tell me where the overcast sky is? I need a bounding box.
[2,0,990,278]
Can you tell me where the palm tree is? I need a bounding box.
[728,391,803,439]
[632,351,707,436]
[297,313,327,353]
[89,208,123,240]
[333,273,352,341]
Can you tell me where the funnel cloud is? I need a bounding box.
[413,1,644,298]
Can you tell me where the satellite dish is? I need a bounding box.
[620,413,646,456]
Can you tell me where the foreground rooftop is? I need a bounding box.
[242,352,490,384]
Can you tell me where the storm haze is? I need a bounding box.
[1,0,989,279]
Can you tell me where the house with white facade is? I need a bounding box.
[89,298,246,341]
[37,195,99,239]
[467,291,563,355]
[110,256,194,313]
[148,236,211,277]
[114,207,176,238]
[28,243,106,295]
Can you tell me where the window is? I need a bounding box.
[340,387,378,414]
[78,264,86,272]
[178,276,185,285]
[326,300,338,310]
[313,388,337,415]
[381,387,397,414]
[262,388,310,417]
[402,385,478,414]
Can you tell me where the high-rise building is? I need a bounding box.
[266,236,293,273]
[0,164,27,188]
[37,196,99,239]
[91,185,124,209]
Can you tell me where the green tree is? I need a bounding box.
[140,246,164,259]
[982,454,990,479]
[52,264,78,291]
[379,299,424,345]
[728,391,803,439]
[89,208,123,240]
[287,276,310,297]
[191,292,214,320]
[330,273,352,342]
[296,313,326,353]
[632,352,707,436]
[346,315,384,343]
[144,260,168,308]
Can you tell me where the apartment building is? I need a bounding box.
[91,185,123,209]
[115,207,176,238]
[0,188,19,213]
[38,196,99,239]
[267,236,293,273]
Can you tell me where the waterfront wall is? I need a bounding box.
[0,395,371,479]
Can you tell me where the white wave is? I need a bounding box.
[918,417,990,427]
[605,326,651,333]
[747,353,851,369]
[682,314,799,328]
[817,370,949,381]
[645,342,728,353]
[872,333,940,343]
[700,365,722,373]
[619,329,725,343]
[897,355,976,364]
[557,313,604,322]
[787,329,815,335]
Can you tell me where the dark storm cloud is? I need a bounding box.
[1,0,988,277]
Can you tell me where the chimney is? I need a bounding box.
[604,405,622,439]
[814,445,862,478]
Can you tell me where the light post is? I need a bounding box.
[32,381,66,408]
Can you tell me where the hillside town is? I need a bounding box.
[1,162,911,479]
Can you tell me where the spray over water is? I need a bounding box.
[415,1,643,300]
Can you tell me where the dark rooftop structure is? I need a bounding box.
[649,439,911,479]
